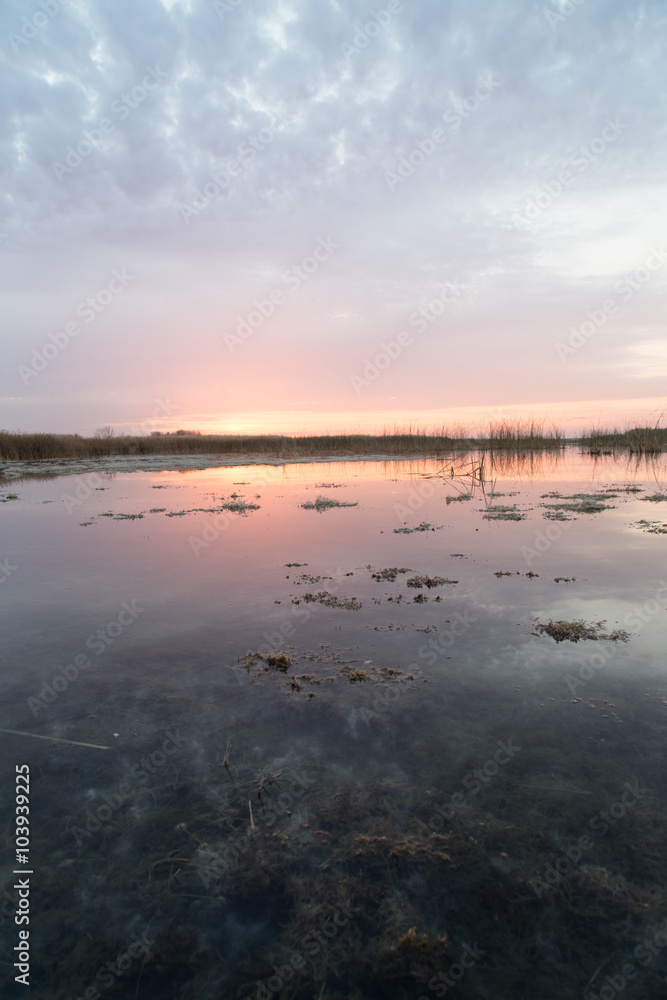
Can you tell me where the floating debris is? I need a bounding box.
[482,505,526,521]
[294,573,333,585]
[292,591,362,610]
[393,522,442,534]
[215,499,261,513]
[406,575,458,588]
[634,519,667,534]
[542,501,611,514]
[238,646,415,693]
[540,491,618,515]
[0,727,109,750]
[301,496,359,511]
[532,619,631,643]
[265,652,292,671]
[370,567,412,582]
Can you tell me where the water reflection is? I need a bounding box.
[0,455,666,999]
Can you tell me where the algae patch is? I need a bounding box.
[482,505,526,521]
[370,567,412,582]
[394,522,443,534]
[634,519,667,534]
[291,591,362,610]
[540,491,618,516]
[301,495,359,511]
[532,619,631,643]
[406,575,458,589]
[237,644,416,693]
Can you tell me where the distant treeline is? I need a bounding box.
[1,419,665,462]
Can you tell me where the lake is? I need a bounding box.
[1,449,666,999]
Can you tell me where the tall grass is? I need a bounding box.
[485,417,565,450]
[580,415,666,455]
[0,418,662,463]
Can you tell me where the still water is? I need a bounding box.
[1,450,666,999]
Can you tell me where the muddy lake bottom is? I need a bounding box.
[1,451,666,999]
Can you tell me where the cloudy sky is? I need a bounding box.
[1,0,666,436]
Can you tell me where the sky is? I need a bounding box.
[1,0,666,437]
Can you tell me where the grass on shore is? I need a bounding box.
[579,420,666,455]
[0,418,663,463]
[0,420,563,462]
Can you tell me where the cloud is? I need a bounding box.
[1,0,666,431]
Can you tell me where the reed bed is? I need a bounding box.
[0,418,663,463]
[580,416,666,455]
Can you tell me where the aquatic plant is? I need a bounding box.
[532,619,631,642]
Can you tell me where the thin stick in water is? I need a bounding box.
[0,728,110,750]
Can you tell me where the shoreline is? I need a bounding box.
[0,452,448,482]
[1,444,664,484]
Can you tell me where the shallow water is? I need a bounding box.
[1,450,666,999]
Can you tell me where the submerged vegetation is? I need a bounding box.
[1,416,665,464]
[2,442,666,1000]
